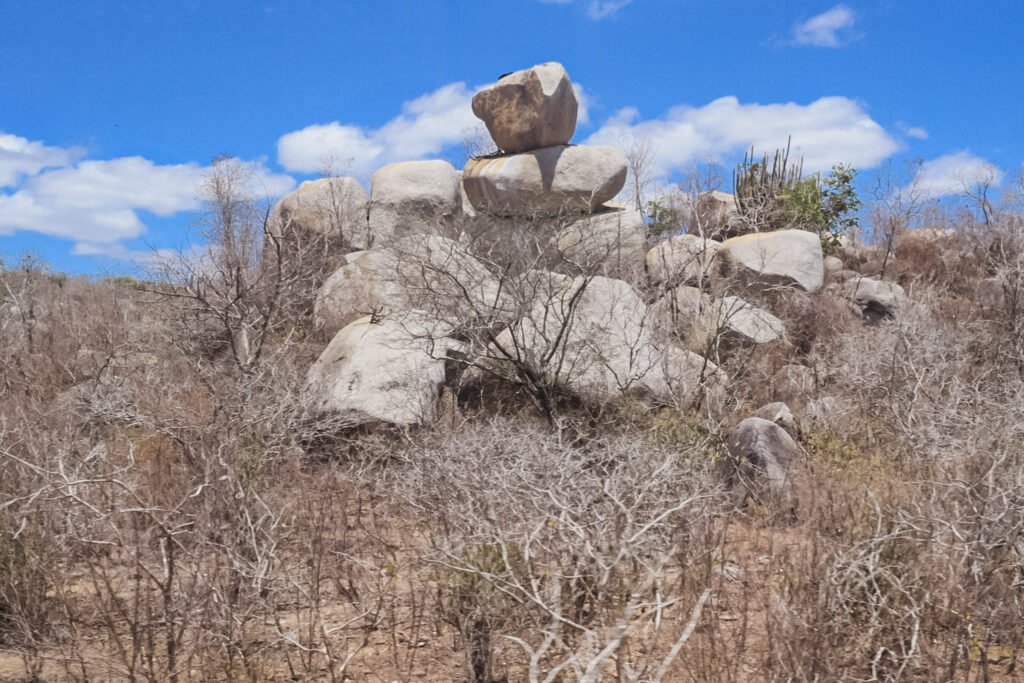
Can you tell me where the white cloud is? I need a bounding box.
[278,82,479,178]
[573,82,592,127]
[914,151,1003,198]
[0,132,85,187]
[587,0,633,19]
[0,154,294,246]
[906,126,929,140]
[792,4,858,48]
[585,95,900,177]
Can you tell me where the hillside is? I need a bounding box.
[1,62,1023,682]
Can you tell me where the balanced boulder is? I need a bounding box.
[305,314,449,426]
[463,144,627,217]
[368,160,462,244]
[712,229,824,293]
[472,62,578,154]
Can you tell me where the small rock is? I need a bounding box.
[842,275,907,322]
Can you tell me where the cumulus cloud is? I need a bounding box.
[905,126,928,140]
[0,154,293,247]
[913,151,1003,198]
[278,82,479,178]
[586,0,633,19]
[585,95,900,177]
[0,132,86,187]
[792,4,859,47]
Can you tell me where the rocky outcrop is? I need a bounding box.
[268,177,370,249]
[492,276,718,403]
[367,160,462,244]
[463,144,627,217]
[712,229,824,293]
[552,205,646,274]
[725,417,800,506]
[305,314,449,426]
[471,62,577,154]
[313,235,506,338]
[646,234,720,286]
[842,276,907,322]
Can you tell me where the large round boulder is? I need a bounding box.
[551,205,646,275]
[463,145,627,217]
[646,234,721,286]
[490,276,718,404]
[712,229,824,293]
[268,177,370,250]
[472,62,578,154]
[367,160,462,245]
[305,314,448,427]
[314,235,507,338]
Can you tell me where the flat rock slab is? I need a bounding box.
[472,62,578,153]
[463,144,627,218]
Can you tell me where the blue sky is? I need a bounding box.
[1,0,1021,273]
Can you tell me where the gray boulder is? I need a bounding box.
[491,275,719,403]
[842,276,907,322]
[646,234,720,286]
[552,205,646,275]
[824,255,844,280]
[268,177,370,249]
[305,314,449,427]
[313,235,506,338]
[753,402,797,434]
[712,229,824,293]
[650,286,785,354]
[368,160,462,245]
[472,62,578,153]
[463,144,627,217]
[692,190,742,239]
[725,417,800,506]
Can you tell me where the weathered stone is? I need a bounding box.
[368,160,462,244]
[692,190,742,239]
[552,205,646,275]
[463,145,627,217]
[472,62,578,153]
[725,417,800,506]
[268,177,370,249]
[646,234,720,286]
[842,276,907,322]
[712,229,824,293]
[305,314,448,427]
[313,235,506,338]
[824,255,844,280]
[650,286,785,354]
[492,276,718,403]
[753,402,797,434]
